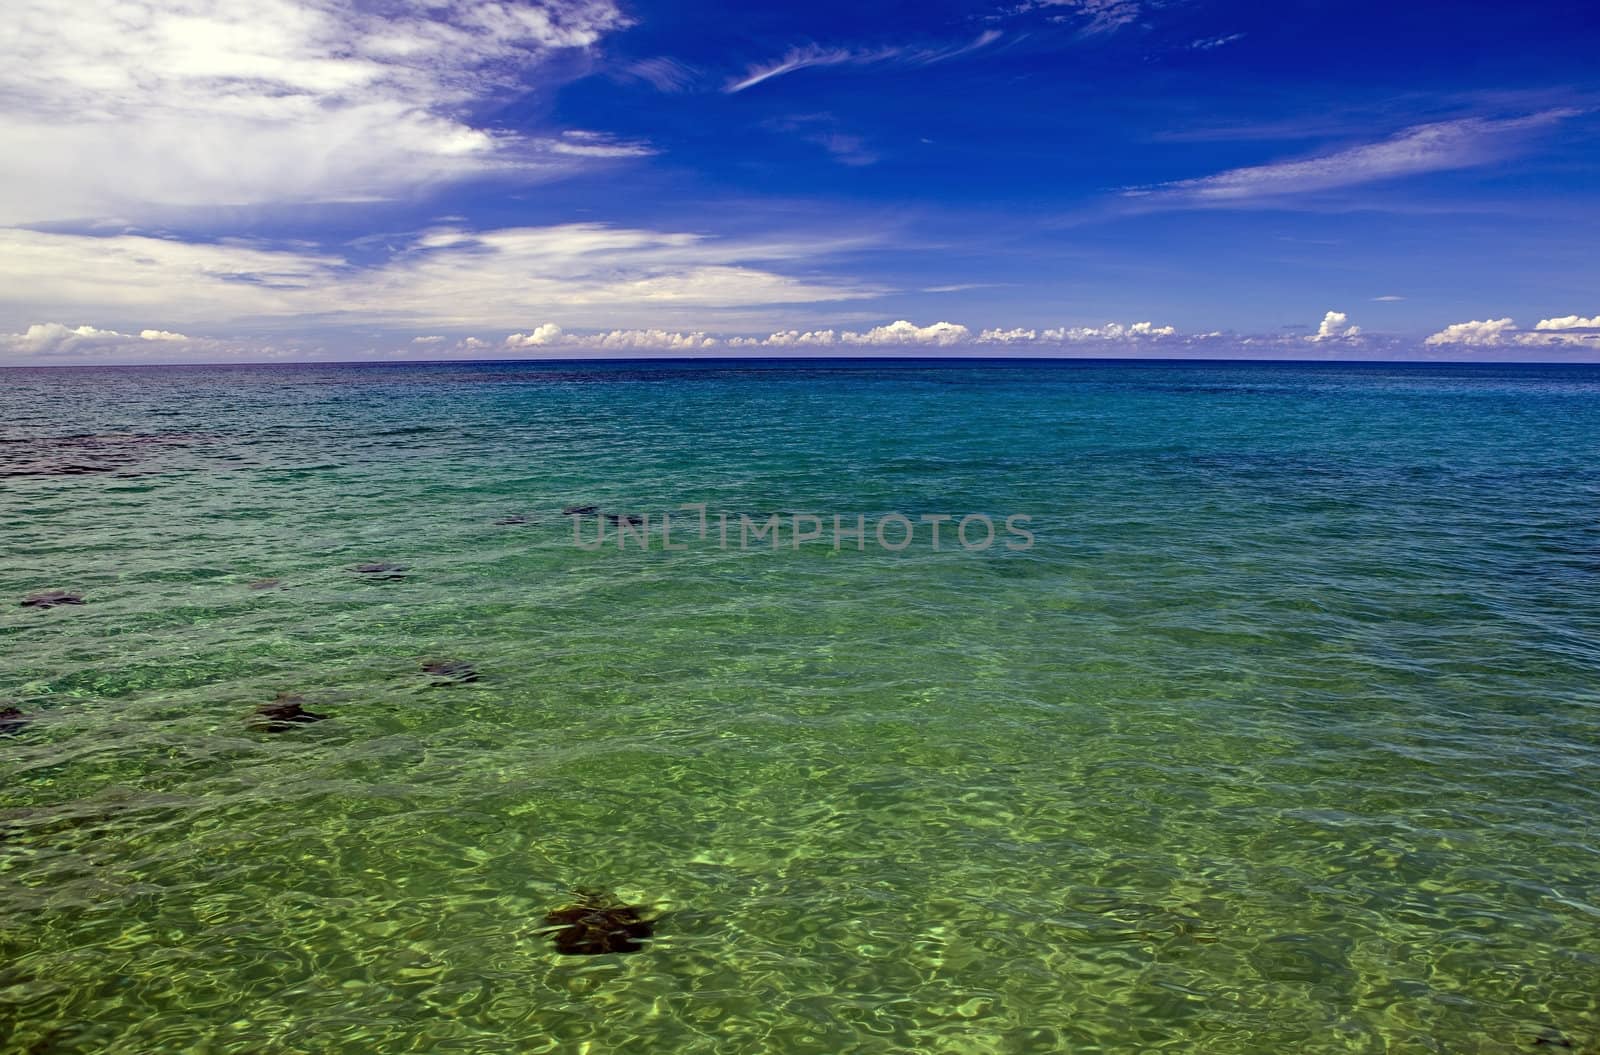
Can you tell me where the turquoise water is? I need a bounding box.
[3,359,1599,1053]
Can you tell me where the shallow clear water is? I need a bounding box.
[3,359,1599,1053]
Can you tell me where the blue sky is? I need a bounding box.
[1,0,1597,362]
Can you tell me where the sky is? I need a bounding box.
[1,0,1598,364]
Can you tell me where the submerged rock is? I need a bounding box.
[1531,1029,1576,1049]
[0,707,31,736]
[604,513,645,527]
[251,694,329,732]
[248,578,282,590]
[421,659,479,685]
[562,504,600,516]
[20,590,84,609]
[353,562,409,580]
[0,431,215,477]
[543,890,655,955]
[493,514,533,526]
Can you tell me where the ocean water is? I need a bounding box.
[2,358,1599,1054]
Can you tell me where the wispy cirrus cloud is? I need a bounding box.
[1190,32,1244,50]
[1126,109,1581,207]
[544,130,657,158]
[724,31,1001,93]
[725,45,881,94]
[1014,0,1148,35]
[0,0,635,222]
[618,56,702,93]
[0,223,884,335]
[764,114,880,165]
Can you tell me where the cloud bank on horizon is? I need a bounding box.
[0,0,1597,364]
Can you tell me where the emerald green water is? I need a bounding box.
[3,360,1599,1053]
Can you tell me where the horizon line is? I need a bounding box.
[4,353,1600,371]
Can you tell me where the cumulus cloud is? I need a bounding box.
[1310,310,1360,341]
[975,322,1177,343]
[1536,315,1600,331]
[1061,321,1176,339]
[1424,318,1517,346]
[1,322,191,356]
[1421,314,1600,349]
[728,329,840,348]
[575,329,718,351]
[979,327,1039,343]
[1127,111,1578,206]
[0,223,881,332]
[506,326,717,350]
[0,321,313,364]
[1518,315,1600,348]
[842,320,971,346]
[504,323,568,347]
[506,320,972,352]
[0,0,632,221]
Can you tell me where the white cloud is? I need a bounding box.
[1063,321,1176,339]
[1372,295,1406,302]
[1536,315,1600,330]
[726,45,877,93]
[544,130,656,158]
[563,320,972,350]
[724,322,971,348]
[1023,0,1145,34]
[579,329,717,351]
[978,327,1038,343]
[0,0,631,221]
[0,223,881,332]
[504,323,567,347]
[1422,314,1600,349]
[1,322,193,356]
[1310,310,1360,341]
[729,329,840,347]
[1424,318,1517,346]
[1128,111,1578,206]
[843,320,971,346]
[622,57,701,93]
[1517,315,1600,347]
[724,31,1000,93]
[0,321,279,363]
[504,324,714,350]
[976,321,1176,343]
[1190,33,1244,50]
[1518,332,1600,348]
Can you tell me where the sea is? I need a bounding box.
[3,358,1599,1053]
